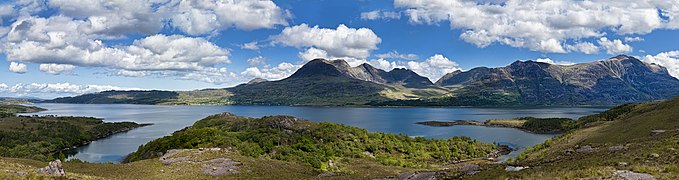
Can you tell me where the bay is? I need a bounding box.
[24,103,607,163]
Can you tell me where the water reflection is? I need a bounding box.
[25,103,607,163]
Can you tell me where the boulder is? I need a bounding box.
[504,166,529,171]
[613,170,655,180]
[36,160,66,177]
[576,145,595,153]
[608,145,627,151]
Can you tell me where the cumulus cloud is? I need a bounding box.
[246,56,267,67]
[597,37,633,55]
[273,24,382,63]
[0,82,141,99]
[375,51,419,60]
[624,37,645,42]
[39,63,75,75]
[565,42,599,54]
[642,51,679,78]
[42,0,289,36]
[9,62,27,73]
[394,0,679,53]
[0,0,290,84]
[3,15,234,83]
[370,54,462,81]
[169,0,289,35]
[360,10,401,20]
[241,41,260,50]
[534,58,575,65]
[241,62,300,80]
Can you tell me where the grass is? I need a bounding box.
[484,119,526,128]
[466,97,679,179]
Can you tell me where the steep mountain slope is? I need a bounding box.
[468,96,679,179]
[290,59,434,88]
[43,55,679,106]
[432,55,679,105]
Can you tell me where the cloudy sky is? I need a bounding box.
[1,0,679,98]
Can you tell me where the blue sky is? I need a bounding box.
[1,0,679,98]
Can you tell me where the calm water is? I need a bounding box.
[24,103,608,163]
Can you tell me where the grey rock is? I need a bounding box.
[460,164,480,174]
[394,172,437,180]
[651,130,666,135]
[504,166,529,171]
[36,160,65,177]
[613,170,655,180]
[201,158,241,176]
[577,145,595,153]
[609,145,627,151]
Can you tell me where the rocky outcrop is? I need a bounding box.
[159,148,241,176]
[36,160,65,177]
[289,59,434,88]
[613,170,655,180]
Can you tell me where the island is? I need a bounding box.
[416,117,577,134]
[0,105,151,161]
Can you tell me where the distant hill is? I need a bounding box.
[43,55,679,106]
[386,55,679,106]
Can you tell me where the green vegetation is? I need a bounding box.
[45,90,179,104]
[466,97,679,179]
[0,105,46,118]
[516,117,576,134]
[0,105,149,161]
[227,76,390,106]
[127,113,498,170]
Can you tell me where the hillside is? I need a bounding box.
[466,96,679,179]
[432,55,679,105]
[43,55,679,106]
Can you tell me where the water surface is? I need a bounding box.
[25,103,608,163]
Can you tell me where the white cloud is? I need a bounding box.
[642,51,679,78]
[360,10,401,20]
[597,37,633,55]
[375,51,419,60]
[565,42,599,54]
[246,56,267,67]
[241,62,301,80]
[9,62,28,74]
[369,54,462,81]
[298,47,329,61]
[42,0,289,36]
[624,37,645,42]
[116,70,147,77]
[0,82,141,99]
[394,0,679,53]
[534,58,575,65]
[169,0,289,35]
[39,63,75,75]
[241,41,260,50]
[3,15,233,83]
[273,24,382,61]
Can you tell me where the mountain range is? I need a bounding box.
[45,55,679,106]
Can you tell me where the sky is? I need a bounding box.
[1,0,679,99]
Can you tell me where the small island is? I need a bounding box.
[0,105,151,161]
[416,117,576,134]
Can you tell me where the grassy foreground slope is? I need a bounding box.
[468,97,679,179]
